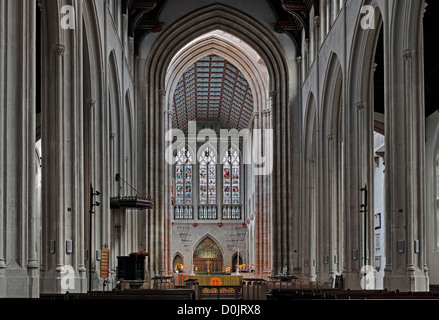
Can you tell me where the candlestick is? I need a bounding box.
[190,246,195,275]
[236,248,240,275]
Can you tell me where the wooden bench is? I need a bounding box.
[267,288,439,300]
[39,289,195,300]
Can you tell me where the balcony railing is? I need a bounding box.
[173,204,242,221]
[174,206,194,220]
[222,205,241,220]
[198,205,218,220]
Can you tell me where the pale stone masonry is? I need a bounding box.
[0,0,436,297]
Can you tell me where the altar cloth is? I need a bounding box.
[187,275,243,286]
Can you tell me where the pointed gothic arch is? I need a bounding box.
[141,3,291,276]
[319,52,344,282]
[193,235,224,273]
[341,1,384,289]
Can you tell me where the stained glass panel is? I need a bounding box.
[223,148,240,205]
[176,164,184,204]
[175,148,192,205]
[208,164,216,204]
[199,148,217,205]
[185,164,192,204]
[199,166,208,204]
[223,162,231,204]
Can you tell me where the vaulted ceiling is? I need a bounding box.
[172,55,254,131]
[123,0,319,130]
[125,0,318,55]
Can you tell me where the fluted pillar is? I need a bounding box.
[342,100,369,290]
[0,0,38,298]
[254,111,262,276]
[40,0,86,293]
[383,47,429,291]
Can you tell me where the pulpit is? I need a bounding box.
[117,252,149,281]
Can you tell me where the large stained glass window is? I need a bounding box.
[223,148,240,204]
[175,147,192,205]
[199,147,216,204]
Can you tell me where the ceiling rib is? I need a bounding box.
[172,55,254,131]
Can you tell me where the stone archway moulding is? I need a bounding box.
[165,31,270,116]
[141,3,292,276]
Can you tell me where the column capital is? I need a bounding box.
[355,101,367,111]
[313,15,320,28]
[53,44,65,56]
[373,63,378,75]
[159,89,166,99]
[88,99,96,109]
[402,49,414,61]
[423,2,428,18]
[304,38,310,47]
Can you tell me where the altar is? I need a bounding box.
[187,275,243,287]
[187,275,243,300]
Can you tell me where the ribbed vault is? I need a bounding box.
[172,55,254,130]
[166,30,269,131]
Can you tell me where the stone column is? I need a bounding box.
[312,16,320,63]
[291,57,303,278]
[318,132,334,283]
[319,0,327,42]
[271,89,287,276]
[253,111,262,276]
[341,99,368,290]
[328,133,338,280]
[383,47,429,291]
[0,0,38,298]
[162,89,172,274]
[303,39,310,77]
[143,84,166,277]
[40,0,86,293]
[326,0,332,32]
[259,108,272,278]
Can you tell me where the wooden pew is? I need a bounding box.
[267,288,439,300]
[39,289,196,300]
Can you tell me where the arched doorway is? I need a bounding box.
[231,253,243,273]
[193,236,223,273]
[172,253,184,272]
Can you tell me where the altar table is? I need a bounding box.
[187,275,243,287]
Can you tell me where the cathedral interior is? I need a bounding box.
[1,0,439,302]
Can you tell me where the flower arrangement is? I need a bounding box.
[175,264,187,273]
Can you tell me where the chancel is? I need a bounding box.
[2,0,439,301]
